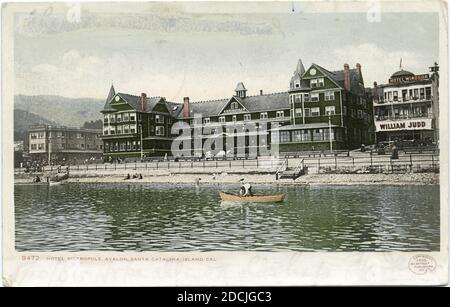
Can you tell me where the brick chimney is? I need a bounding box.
[343,64,351,91]
[140,93,147,111]
[260,90,263,96]
[183,97,190,118]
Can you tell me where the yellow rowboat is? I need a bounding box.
[219,191,285,203]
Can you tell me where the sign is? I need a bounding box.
[375,118,433,132]
[388,74,429,84]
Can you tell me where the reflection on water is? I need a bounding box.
[14,183,440,252]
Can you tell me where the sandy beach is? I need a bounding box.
[41,172,439,186]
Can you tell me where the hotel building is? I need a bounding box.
[100,59,375,159]
[372,63,439,147]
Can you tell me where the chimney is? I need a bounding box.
[260,90,263,96]
[183,97,190,118]
[372,81,378,97]
[343,64,350,91]
[356,63,361,74]
[140,93,147,111]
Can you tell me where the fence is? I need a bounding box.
[16,153,439,175]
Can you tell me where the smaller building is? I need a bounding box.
[28,125,103,165]
[372,63,439,148]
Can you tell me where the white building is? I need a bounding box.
[372,64,439,148]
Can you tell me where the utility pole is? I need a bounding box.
[328,115,333,153]
[48,130,51,166]
[140,123,144,160]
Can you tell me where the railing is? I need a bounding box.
[303,154,439,173]
[17,154,439,175]
[375,114,433,121]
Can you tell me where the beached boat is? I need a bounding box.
[219,191,285,203]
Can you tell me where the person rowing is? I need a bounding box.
[239,178,253,197]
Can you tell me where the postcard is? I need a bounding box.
[2,0,448,286]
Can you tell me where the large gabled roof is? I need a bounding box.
[102,89,175,114]
[311,63,365,96]
[177,92,290,119]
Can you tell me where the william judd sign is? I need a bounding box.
[375,118,433,132]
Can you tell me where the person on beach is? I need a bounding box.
[124,174,130,180]
[195,178,201,186]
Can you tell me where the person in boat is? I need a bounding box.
[239,179,253,197]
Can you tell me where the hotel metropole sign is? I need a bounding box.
[375,118,433,132]
[388,74,430,84]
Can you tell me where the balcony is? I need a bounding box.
[375,113,433,122]
[374,95,432,105]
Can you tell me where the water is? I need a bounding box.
[15,183,440,252]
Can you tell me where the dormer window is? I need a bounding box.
[203,117,210,124]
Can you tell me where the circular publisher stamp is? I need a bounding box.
[408,255,437,275]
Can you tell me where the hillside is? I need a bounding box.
[15,95,104,128]
[14,109,60,142]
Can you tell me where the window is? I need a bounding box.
[325,91,335,101]
[426,87,432,99]
[303,93,310,102]
[127,141,131,151]
[311,107,320,116]
[420,88,425,99]
[104,116,109,123]
[155,115,164,124]
[292,130,303,142]
[310,79,317,88]
[303,130,311,141]
[219,116,225,123]
[244,114,251,121]
[280,131,290,143]
[116,126,122,134]
[413,89,419,99]
[276,111,284,118]
[231,102,238,110]
[130,124,136,134]
[393,91,398,101]
[31,144,37,150]
[325,106,335,115]
[295,81,300,88]
[343,106,347,115]
[310,93,319,102]
[123,113,129,121]
[156,126,165,136]
[402,90,407,100]
[38,143,44,150]
[130,113,136,121]
[318,78,324,87]
[123,125,129,134]
[203,117,210,124]
[292,94,301,104]
[357,110,363,119]
[109,127,115,135]
[30,133,37,139]
[295,108,302,117]
[304,108,311,117]
[260,112,268,119]
[110,115,116,123]
[313,129,322,141]
[117,114,122,122]
[103,129,108,135]
[232,115,237,122]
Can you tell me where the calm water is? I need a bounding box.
[15,183,440,252]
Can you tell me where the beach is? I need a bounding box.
[43,172,439,185]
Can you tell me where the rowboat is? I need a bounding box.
[219,191,285,203]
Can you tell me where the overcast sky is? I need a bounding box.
[14,2,439,102]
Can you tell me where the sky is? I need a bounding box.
[13,2,439,102]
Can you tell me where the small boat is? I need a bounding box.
[48,181,62,186]
[219,191,285,203]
